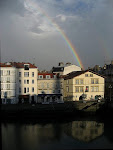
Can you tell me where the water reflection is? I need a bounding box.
[63,121,104,142]
[2,120,113,150]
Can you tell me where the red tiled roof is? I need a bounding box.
[0,63,13,67]
[38,72,56,78]
[0,62,37,68]
[11,62,37,68]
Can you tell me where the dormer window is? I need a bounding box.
[85,74,88,77]
[46,75,50,79]
[24,64,29,70]
[39,75,43,79]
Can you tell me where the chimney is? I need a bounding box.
[66,62,71,66]
[58,62,64,66]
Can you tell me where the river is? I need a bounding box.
[1,117,113,150]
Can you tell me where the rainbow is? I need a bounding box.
[24,0,84,69]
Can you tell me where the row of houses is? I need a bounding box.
[0,62,105,104]
[90,60,113,99]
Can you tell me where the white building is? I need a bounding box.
[12,62,38,103]
[52,62,81,75]
[0,62,17,104]
[0,62,38,104]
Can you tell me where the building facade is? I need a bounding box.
[0,62,38,104]
[63,70,105,101]
[0,63,17,104]
[13,62,38,103]
[52,62,81,75]
[37,72,64,104]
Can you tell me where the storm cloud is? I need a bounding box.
[0,0,113,70]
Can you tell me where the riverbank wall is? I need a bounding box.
[1,101,111,119]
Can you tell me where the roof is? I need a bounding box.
[52,67,64,72]
[11,62,37,68]
[0,62,37,68]
[38,72,56,78]
[64,70,105,80]
[0,63,13,67]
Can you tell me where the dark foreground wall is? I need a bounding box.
[1,101,112,119]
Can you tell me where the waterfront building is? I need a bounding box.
[63,70,105,101]
[102,60,113,99]
[37,72,64,104]
[52,62,81,76]
[12,62,38,103]
[0,62,17,104]
[0,62,38,104]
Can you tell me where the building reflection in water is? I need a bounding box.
[63,121,104,142]
[2,120,105,150]
[2,123,63,150]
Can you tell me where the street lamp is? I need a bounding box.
[109,85,112,102]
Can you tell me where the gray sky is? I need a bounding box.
[0,0,113,70]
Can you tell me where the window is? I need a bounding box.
[75,79,79,84]
[91,86,99,92]
[19,80,21,84]
[41,83,44,88]
[32,72,34,77]
[58,90,60,93]
[46,75,50,79]
[80,87,84,92]
[27,80,29,84]
[85,74,88,77]
[39,75,43,79]
[7,70,10,75]
[47,83,49,88]
[91,79,99,84]
[53,83,55,88]
[24,80,26,84]
[95,79,99,84]
[32,87,34,92]
[19,72,21,77]
[24,64,29,70]
[32,80,34,84]
[27,87,29,92]
[91,79,94,84]
[90,74,93,77]
[95,87,99,92]
[91,87,94,92]
[7,84,10,90]
[7,77,10,82]
[66,86,69,92]
[19,88,21,93]
[24,88,26,93]
[24,72,29,77]
[75,87,79,92]
[66,80,69,84]
[80,79,83,84]
[85,86,89,92]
